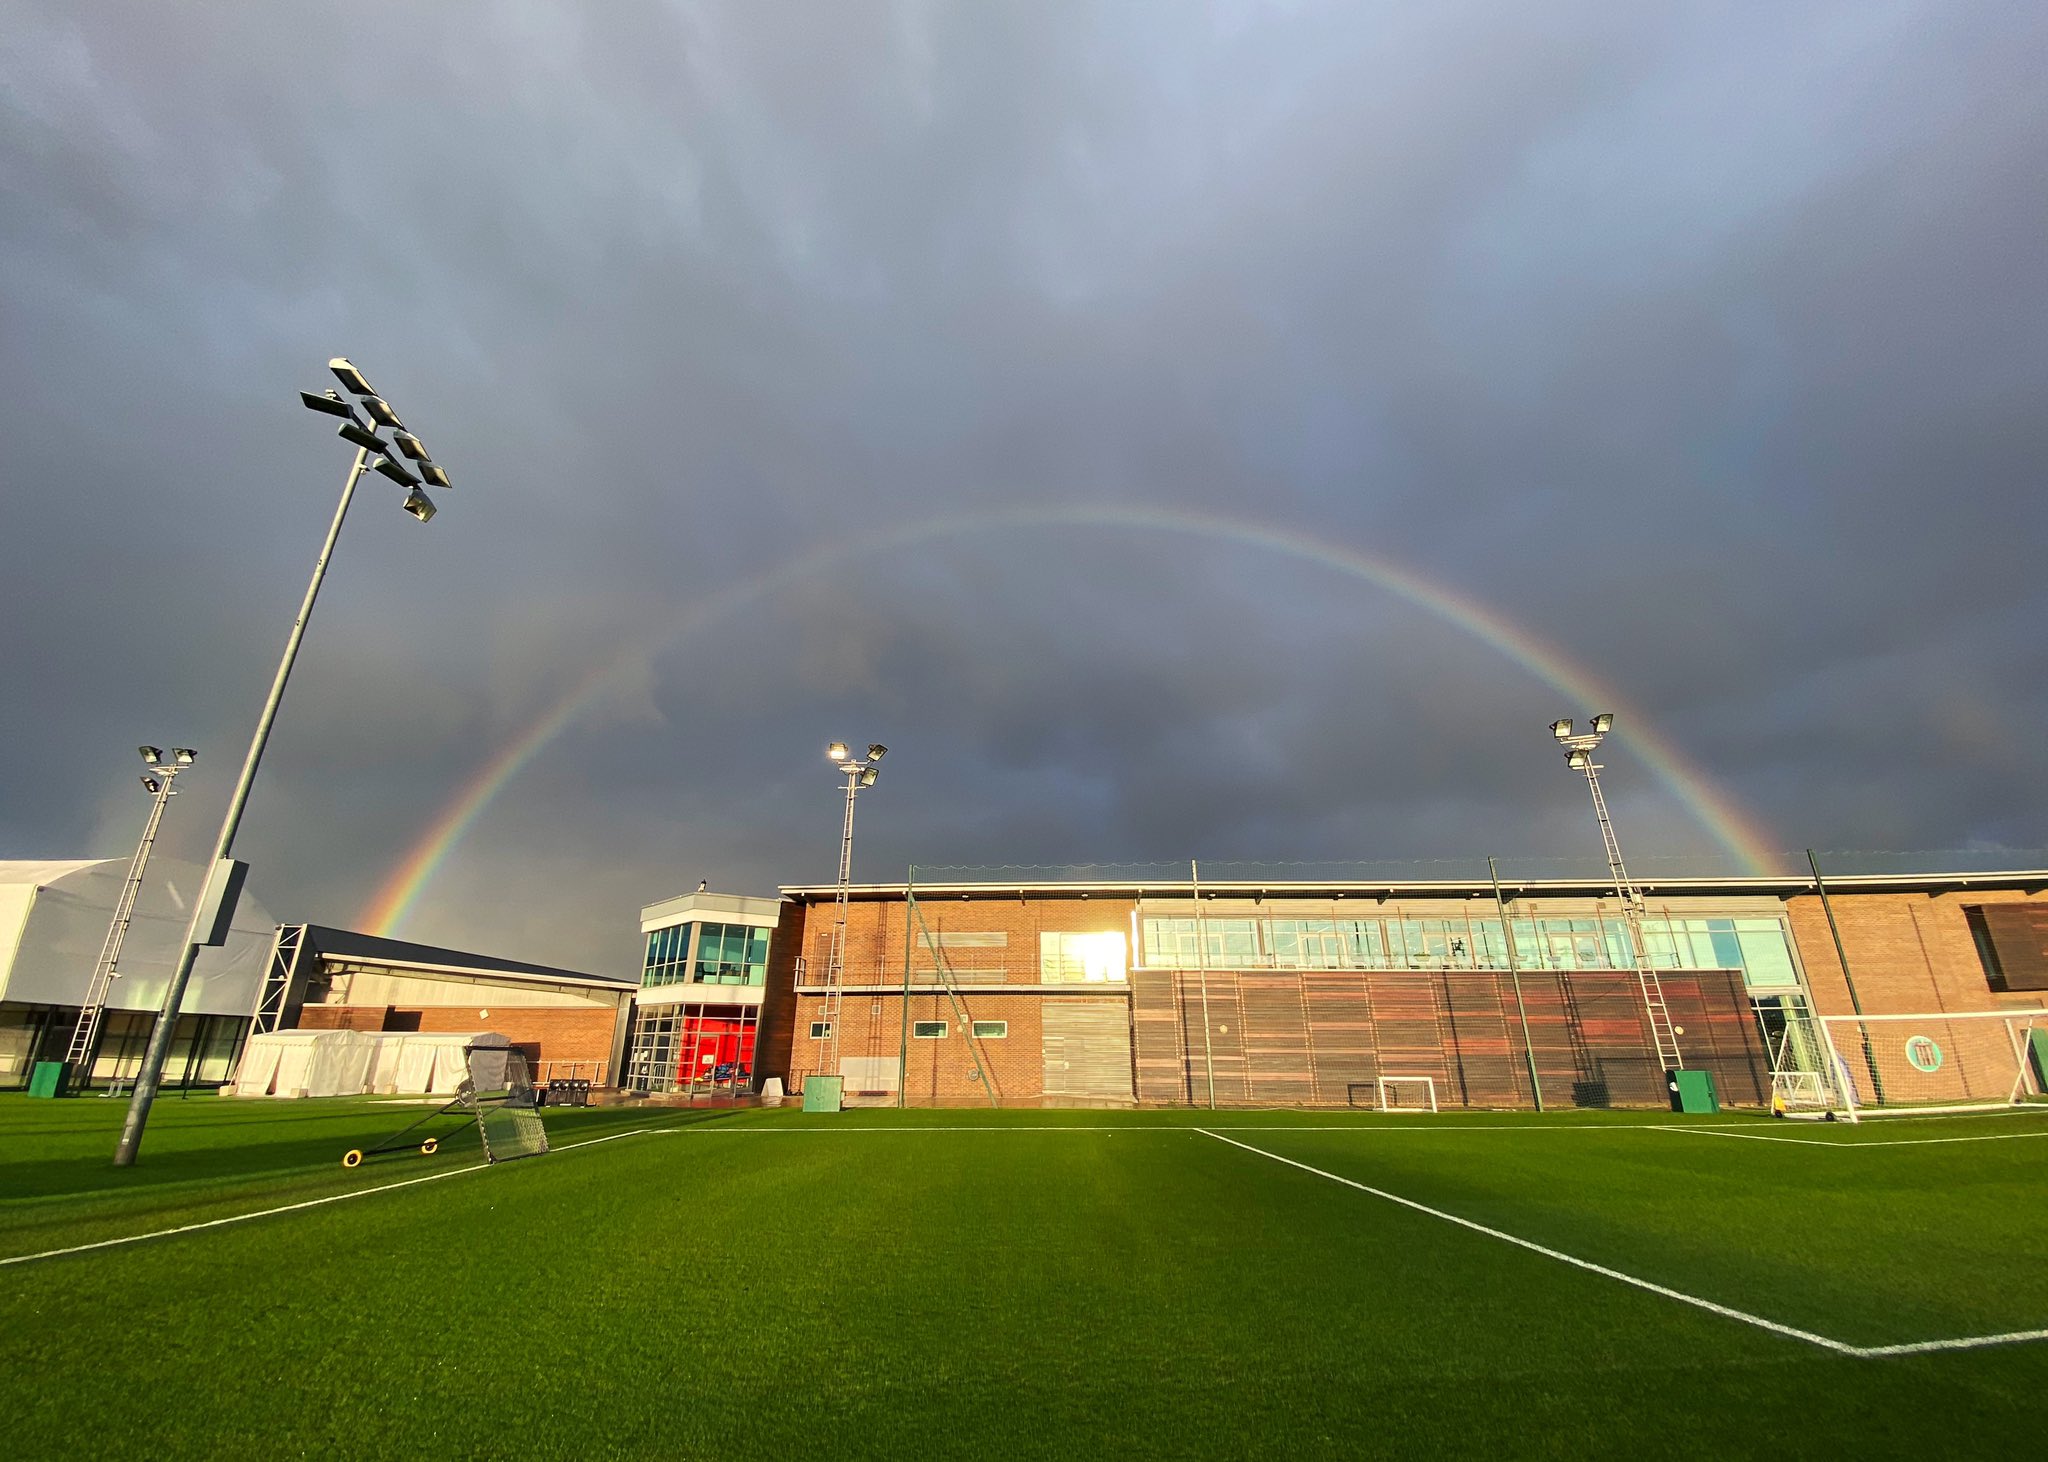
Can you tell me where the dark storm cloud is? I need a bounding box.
[3,1,2045,973]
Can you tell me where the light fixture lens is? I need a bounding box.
[1566,749,1590,768]
[300,389,356,419]
[139,746,163,764]
[867,743,887,761]
[860,767,878,786]
[338,420,389,454]
[374,454,421,487]
[141,776,160,793]
[401,486,437,522]
[359,396,403,429]
[419,462,453,489]
[826,742,849,761]
[172,748,197,764]
[1590,712,1614,734]
[393,431,431,463]
[1550,719,1573,740]
[329,357,377,397]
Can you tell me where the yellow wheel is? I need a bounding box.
[342,1149,364,1168]
[420,1138,438,1155]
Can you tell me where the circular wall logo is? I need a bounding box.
[1904,1034,1944,1073]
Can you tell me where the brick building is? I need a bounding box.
[742,868,2048,1110]
[261,925,635,1086]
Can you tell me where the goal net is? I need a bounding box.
[1810,1011,2046,1120]
[1376,1076,1439,1113]
[464,1047,550,1162]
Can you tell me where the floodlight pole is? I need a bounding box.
[1551,715,1685,1074]
[817,744,882,1084]
[113,447,369,1165]
[66,756,191,1073]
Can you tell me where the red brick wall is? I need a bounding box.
[1786,889,2048,1017]
[298,1005,387,1032]
[789,989,1058,1102]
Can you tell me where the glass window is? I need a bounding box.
[1142,918,1201,967]
[971,1020,1008,1039]
[913,1020,947,1039]
[1735,918,1798,988]
[809,1021,833,1039]
[1040,931,1129,983]
[1342,920,1387,968]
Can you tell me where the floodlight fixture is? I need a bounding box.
[139,746,163,764]
[172,748,197,765]
[867,743,887,761]
[118,351,462,1167]
[337,420,389,455]
[827,742,849,761]
[393,431,431,462]
[141,776,161,794]
[1566,748,1591,769]
[373,454,422,488]
[419,462,453,489]
[860,767,878,787]
[1590,712,1614,734]
[329,357,377,397]
[1550,719,1573,741]
[300,389,357,419]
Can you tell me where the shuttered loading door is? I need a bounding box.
[1042,999,1134,1101]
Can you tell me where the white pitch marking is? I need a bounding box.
[1195,1127,2048,1360]
[1657,1125,2048,1149]
[1194,1127,1858,1354]
[0,1125,668,1269]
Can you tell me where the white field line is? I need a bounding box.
[0,1125,668,1269]
[673,1122,1690,1133]
[1195,1128,2048,1361]
[1657,1125,2048,1149]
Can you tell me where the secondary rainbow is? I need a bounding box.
[361,503,1780,935]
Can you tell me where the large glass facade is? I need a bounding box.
[626,1008,758,1094]
[1141,910,1801,990]
[643,920,771,988]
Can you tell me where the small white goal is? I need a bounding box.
[1376,1075,1439,1113]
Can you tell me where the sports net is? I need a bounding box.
[1809,1011,2046,1119]
[1376,1076,1439,1112]
[464,1048,550,1162]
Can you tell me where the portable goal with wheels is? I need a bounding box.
[1809,1010,2046,1122]
[341,1045,550,1166]
[1376,1075,1439,1113]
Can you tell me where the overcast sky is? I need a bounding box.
[3,1,2044,976]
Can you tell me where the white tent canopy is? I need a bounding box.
[233,1030,508,1098]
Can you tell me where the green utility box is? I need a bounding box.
[1668,1068,1719,1114]
[802,1075,844,1113]
[2028,1028,2048,1092]
[27,1060,70,1099]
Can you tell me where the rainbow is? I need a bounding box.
[361,503,1780,934]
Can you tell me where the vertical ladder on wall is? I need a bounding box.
[1581,764,1685,1070]
[66,783,176,1070]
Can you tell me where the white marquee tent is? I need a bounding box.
[233,1029,509,1098]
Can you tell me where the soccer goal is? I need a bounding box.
[341,1045,550,1166]
[1376,1075,1439,1113]
[1814,1010,2046,1122]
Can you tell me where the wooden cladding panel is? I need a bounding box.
[1128,968,1768,1108]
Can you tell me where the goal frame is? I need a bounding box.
[1376,1075,1439,1113]
[1816,1009,2045,1123]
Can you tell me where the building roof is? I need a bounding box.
[299,925,632,989]
[780,868,2048,902]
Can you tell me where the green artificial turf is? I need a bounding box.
[2,1097,2045,1458]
